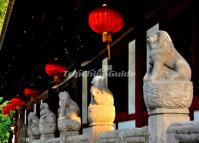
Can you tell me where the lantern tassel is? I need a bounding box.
[107,43,111,61]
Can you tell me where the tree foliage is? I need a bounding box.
[0,0,9,34]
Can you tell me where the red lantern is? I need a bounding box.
[11,97,25,107]
[88,4,124,60]
[45,63,68,83]
[24,88,40,97]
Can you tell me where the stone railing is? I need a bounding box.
[166,121,199,143]
[65,126,149,143]
[96,126,149,143]
[67,133,89,143]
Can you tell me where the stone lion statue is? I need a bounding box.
[39,103,56,134]
[90,76,114,106]
[58,91,80,118]
[27,112,40,137]
[58,91,81,131]
[40,103,56,123]
[144,30,191,81]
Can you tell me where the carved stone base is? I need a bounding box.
[39,122,57,134]
[143,81,193,113]
[88,104,115,143]
[40,134,55,143]
[88,105,115,125]
[149,111,189,143]
[60,131,79,143]
[67,133,88,143]
[143,81,193,143]
[46,138,60,143]
[89,124,114,143]
[96,126,149,143]
[29,136,40,143]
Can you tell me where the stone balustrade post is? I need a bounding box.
[143,30,193,143]
[88,76,115,143]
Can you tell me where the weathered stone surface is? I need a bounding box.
[90,76,114,106]
[17,110,27,143]
[143,30,193,143]
[166,121,199,143]
[46,138,60,143]
[37,103,56,143]
[57,91,81,132]
[88,105,115,126]
[58,116,81,132]
[59,131,79,143]
[39,103,56,134]
[149,113,189,143]
[89,76,116,143]
[40,134,55,143]
[27,112,40,143]
[57,91,81,143]
[143,81,193,113]
[96,126,149,143]
[67,133,88,143]
[144,30,191,82]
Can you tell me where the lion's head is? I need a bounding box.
[90,76,114,106]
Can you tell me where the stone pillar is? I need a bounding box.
[57,91,81,143]
[59,131,79,143]
[40,133,55,143]
[143,30,193,143]
[39,122,56,143]
[143,81,193,143]
[28,135,40,143]
[27,112,40,143]
[88,76,115,143]
[88,105,115,143]
[17,109,27,143]
[58,116,80,143]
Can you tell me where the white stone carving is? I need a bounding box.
[27,112,40,143]
[57,91,81,132]
[144,81,193,111]
[57,91,81,143]
[96,126,149,143]
[143,30,193,143]
[88,76,115,143]
[39,103,56,142]
[144,30,191,81]
[90,76,114,106]
[166,121,199,143]
[67,133,89,143]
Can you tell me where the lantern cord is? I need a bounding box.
[107,43,111,61]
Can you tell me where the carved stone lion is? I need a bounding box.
[58,91,81,131]
[39,103,56,134]
[27,112,40,137]
[90,76,114,106]
[58,91,80,118]
[144,30,191,81]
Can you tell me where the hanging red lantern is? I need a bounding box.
[45,63,68,83]
[11,97,25,107]
[88,4,124,60]
[24,88,40,97]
